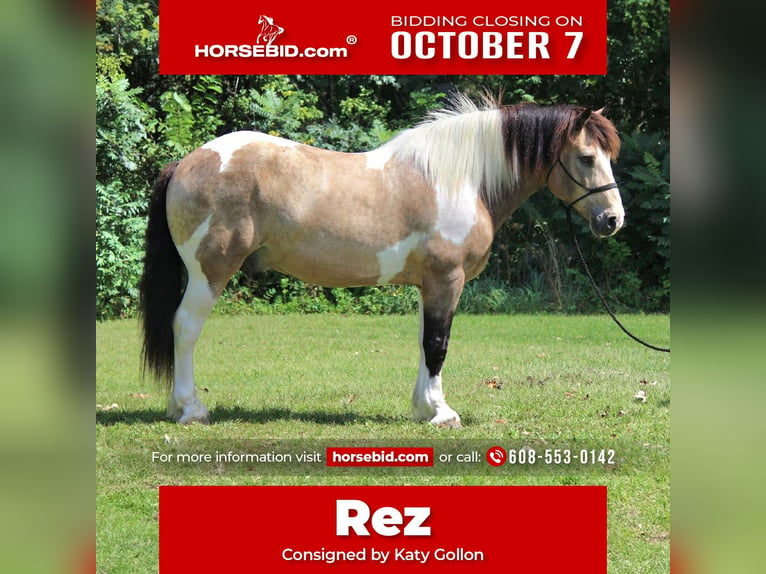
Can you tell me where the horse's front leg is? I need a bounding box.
[413,272,465,429]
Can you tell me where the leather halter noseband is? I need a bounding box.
[548,157,619,209]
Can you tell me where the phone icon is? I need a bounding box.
[486,446,506,467]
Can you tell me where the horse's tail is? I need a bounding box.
[138,161,182,388]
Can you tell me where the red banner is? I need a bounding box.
[159,485,606,572]
[159,0,607,75]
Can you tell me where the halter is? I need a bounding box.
[548,157,620,209]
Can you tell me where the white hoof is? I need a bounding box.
[413,400,462,429]
[167,396,210,424]
[413,401,435,422]
[166,395,183,421]
[428,410,462,429]
[178,411,210,425]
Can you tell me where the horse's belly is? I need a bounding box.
[258,240,391,287]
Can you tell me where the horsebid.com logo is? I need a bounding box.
[194,14,352,59]
[256,15,284,46]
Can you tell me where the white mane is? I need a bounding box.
[383,95,516,204]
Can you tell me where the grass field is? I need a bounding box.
[97,313,670,573]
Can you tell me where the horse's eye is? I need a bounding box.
[579,155,595,167]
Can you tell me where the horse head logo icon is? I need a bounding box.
[257,15,285,46]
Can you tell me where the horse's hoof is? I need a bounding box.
[166,402,183,421]
[178,414,210,425]
[168,398,210,424]
[430,414,463,429]
[177,406,211,425]
[434,419,463,430]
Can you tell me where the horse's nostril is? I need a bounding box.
[607,215,618,231]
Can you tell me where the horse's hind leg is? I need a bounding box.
[169,217,251,424]
[413,270,465,429]
[167,218,219,423]
[169,269,217,423]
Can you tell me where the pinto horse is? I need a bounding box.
[139,96,623,428]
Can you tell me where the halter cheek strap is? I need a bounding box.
[549,158,619,209]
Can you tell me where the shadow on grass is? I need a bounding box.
[96,405,405,426]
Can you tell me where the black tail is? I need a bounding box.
[138,162,182,387]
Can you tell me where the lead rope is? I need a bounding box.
[562,203,670,353]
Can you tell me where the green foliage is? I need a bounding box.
[605,0,669,134]
[97,0,159,79]
[403,87,448,122]
[229,77,324,139]
[215,274,420,316]
[159,77,226,156]
[96,181,147,319]
[459,278,549,314]
[338,86,390,124]
[96,68,155,319]
[159,90,194,154]
[616,131,671,309]
[96,74,152,184]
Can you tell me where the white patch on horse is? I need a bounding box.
[376,232,425,284]
[595,147,616,183]
[175,215,213,290]
[434,182,478,245]
[202,131,297,172]
[364,146,393,171]
[170,215,217,424]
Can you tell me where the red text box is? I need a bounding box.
[159,485,606,572]
[159,0,606,75]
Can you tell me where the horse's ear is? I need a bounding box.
[573,107,592,132]
[594,106,607,116]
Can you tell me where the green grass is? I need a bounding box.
[97,314,670,573]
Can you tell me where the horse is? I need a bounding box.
[138,95,623,428]
[256,15,284,46]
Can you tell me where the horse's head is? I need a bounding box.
[548,108,624,238]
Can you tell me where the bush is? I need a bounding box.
[215,274,420,316]
[96,181,147,319]
[96,69,154,319]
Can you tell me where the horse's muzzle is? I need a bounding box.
[590,210,624,237]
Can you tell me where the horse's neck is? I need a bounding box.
[486,180,546,232]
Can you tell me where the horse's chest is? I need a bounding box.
[432,188,479,246]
